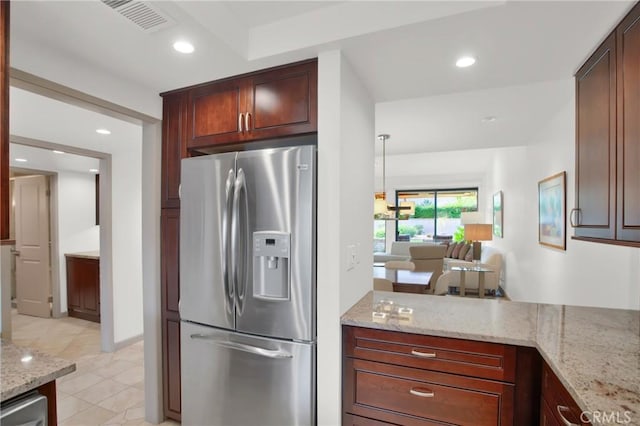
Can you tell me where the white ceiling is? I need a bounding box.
[10,144,100,175]
[8,1,636,156]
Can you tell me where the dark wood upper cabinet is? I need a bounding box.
[1,1,9,240]
[188,78,246,148]
[247,61,317,140]
[574,2,640,246]
[173,59,317,151]
[574,33,617,240]
[616,4,640,242]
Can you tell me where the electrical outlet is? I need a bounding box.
[346,244,357,271]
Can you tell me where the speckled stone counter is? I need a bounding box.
[341,291,640,418]
[1,340,75,402]
[64,250,99,260]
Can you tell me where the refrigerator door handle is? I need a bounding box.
[232,168,249,315]
[223,169,235,313]
[189,333,293,359]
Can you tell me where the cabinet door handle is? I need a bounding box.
[244,112,251,132]
[411,349,436,358]
[238,113,244,133]
[556,405,578,426]
[569,208,580,227]
[409,388,435,398]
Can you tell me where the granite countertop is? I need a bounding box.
[1,340,76,402]
[341,291,640,418]
[64,250,100,260]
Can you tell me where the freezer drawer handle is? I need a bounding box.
[190,334,293,359]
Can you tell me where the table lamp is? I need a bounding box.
[464,224,493,264]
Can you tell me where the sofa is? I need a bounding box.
[373,241,435,263]
[434,243,503,295]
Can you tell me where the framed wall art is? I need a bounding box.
[493,191,503,238]
[538,172,566,250]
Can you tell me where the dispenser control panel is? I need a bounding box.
[253,231,291,300]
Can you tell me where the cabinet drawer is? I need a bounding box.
[540,398,562,426]
[343,413,415,426]
[541,364,589,425]
[345,358,514,426]
[344,326,516,382]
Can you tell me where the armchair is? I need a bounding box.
[409,245,446,289]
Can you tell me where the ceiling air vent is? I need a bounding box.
[101,0,175,33]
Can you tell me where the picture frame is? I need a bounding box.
[538,172,566,250]
[493,191,503,238]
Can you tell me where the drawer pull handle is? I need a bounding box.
[556,405,578,426]
[409,388,435,398]
[411,349,436,358]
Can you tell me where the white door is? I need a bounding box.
[14,175,52,318]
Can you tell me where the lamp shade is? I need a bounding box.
[374,198,388,215]
[464,224,493,241]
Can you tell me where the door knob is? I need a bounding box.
[10,248,20,256]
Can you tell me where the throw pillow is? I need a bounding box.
[451,243,463,259]
[445,242,457,258]
[465,246,474,262]
[458,243,470,260]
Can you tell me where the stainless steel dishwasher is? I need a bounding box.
[0,391,48,426]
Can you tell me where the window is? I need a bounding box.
[395,188,478,242]
[373,220,386,253]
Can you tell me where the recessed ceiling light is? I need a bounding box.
[456,56,476,68]
[53,150,65,154]
[482,116,497,123]
[173,40,194,54]
[89,169,99,173]
[96,128,111,135]
[15,158,27,162]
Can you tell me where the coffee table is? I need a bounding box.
[373,267,433,294]
[449,266,494,297]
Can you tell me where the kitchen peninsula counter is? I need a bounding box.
[1,339,75,402]
[341,291,640,419]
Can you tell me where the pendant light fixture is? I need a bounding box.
[374,134,415,220]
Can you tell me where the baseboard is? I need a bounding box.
[114,333,143,351]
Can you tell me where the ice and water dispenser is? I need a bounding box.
[253,231,291,300]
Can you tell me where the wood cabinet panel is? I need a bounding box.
[345,325,517,382]
[161,93,187,208]
[163,315,181,420]
[248,61,317,140]
[343,413,400,426]
[65,255,100,323]
[575,33,616,239]
[346,358,513,426]
[540,398,562,426]
[161,209,181,421]
[541,363,589,425]
[188,79,245,148]
[161,209,180,313]
[617,3,640,242]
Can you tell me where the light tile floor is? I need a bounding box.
[11,310,178,426]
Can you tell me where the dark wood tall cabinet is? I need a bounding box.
[573,2,640,246]
[0,1,9,240]
[160,59,317,420]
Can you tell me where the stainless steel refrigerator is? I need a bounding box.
[179,142,316,426]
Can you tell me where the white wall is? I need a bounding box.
[484,79,640,310]
[317,50,375,426]
[12,38,161,119]
[56,172,99,312]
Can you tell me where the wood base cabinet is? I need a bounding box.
[342,326,541,426]
[65,254,100,323]
[540,363,590,426]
